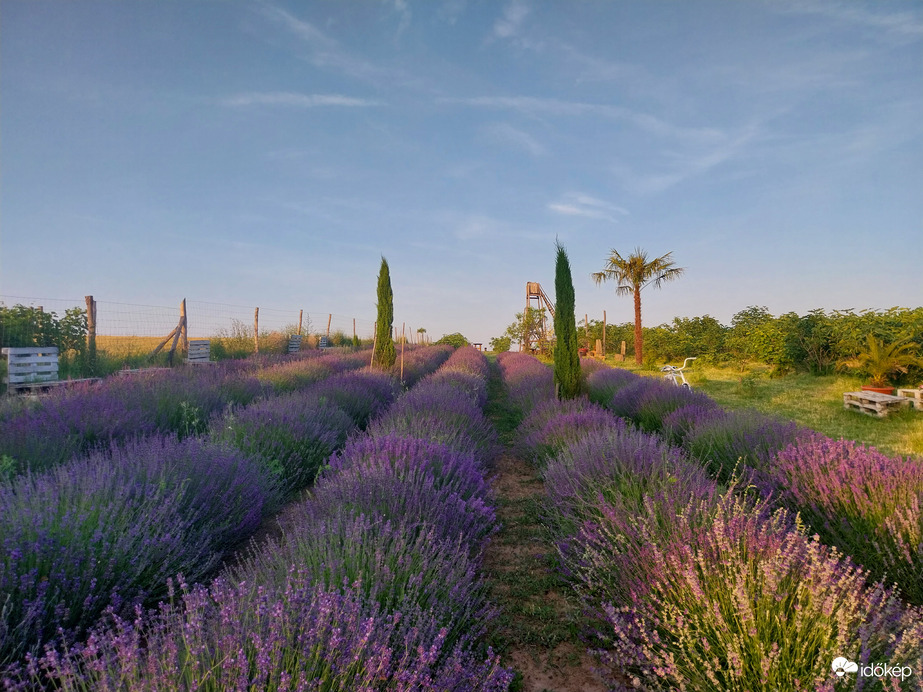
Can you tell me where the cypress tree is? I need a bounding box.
[553,241,581,399]
[373,256,396,368]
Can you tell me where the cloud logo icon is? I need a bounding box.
[832,657,859,677]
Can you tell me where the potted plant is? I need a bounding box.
[839,335,923,395]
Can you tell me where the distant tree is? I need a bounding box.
[553,241,581,399]
[489,335,512,352]
[591,247,684,365]
[373,257,396,368]
[435,332,468,348]
[501,307,548,351]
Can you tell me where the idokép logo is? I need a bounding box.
[832,657,913,682]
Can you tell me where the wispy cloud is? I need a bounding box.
[548,193,628,222]
[260,5,424,89]
[493,0,530,39]
[441,95,724,145]
[612,123,762,194]
[482,122,545,156]
[777,0,923,39]
[222,92,383,108]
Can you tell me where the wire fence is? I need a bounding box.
[0,294,387,361]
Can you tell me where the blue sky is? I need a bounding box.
[2,1,921,345]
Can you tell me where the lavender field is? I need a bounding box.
[1,347,921,691]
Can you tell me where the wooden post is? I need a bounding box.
[254,308,259,354]
[621,340,626,357]
[585,313,589,349]
[353,318,356,343]
[298,310,303,336]
[400,322,406,382]
[370,322,378,367]
[326,314,332,340]
[602,310,607,358]
[179,299,188,355]
[85,295,97,373]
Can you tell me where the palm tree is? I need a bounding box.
[839,335,923,387]
[591,247,684,364]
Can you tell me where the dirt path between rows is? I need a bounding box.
[484,452,607,692]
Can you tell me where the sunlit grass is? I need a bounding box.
[588,356,923,457]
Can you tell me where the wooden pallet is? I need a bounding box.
[896,388,923,411]
[843,391,910,418]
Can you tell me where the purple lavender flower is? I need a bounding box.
[593,492,922,692]
[496,351,554,415]
[0,435,275,666]
[308,369,400,427]
[11,575,513,691]
[772,437,923,604]
[212,390,355,496]
[517,398,621,460]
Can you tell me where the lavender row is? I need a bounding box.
[586,362,923,606]
[501,354,922,691]
[0,350,375,477]
[5,347,511,690]
[0,361,416,670]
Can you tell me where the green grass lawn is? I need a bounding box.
[585,356,923,457]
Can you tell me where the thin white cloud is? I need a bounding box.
[493,0,530,39]
[548,193,628,222]
[222,92,382,108]
[612,124,762,194]
[483,122,545,156]
[777,0,923,38]
[260,5,424,89]
[441,95,724,145]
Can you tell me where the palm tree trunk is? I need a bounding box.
[633,288,643,365]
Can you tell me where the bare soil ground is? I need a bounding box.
[484,452,608,692]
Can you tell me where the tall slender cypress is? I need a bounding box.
[374,256,396,368]
[553,241,581,399]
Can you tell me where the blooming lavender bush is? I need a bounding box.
[594,492,923,692]
[368,384,500,465]
[660,402,730,446]
[0,366,264,476]
[585,366,639,407]
[10,575,513,692]
[542,425,713,536]
[327,433,492,504]
[213,391,355,496]
[391,344,454,386]
[496,351,554,415]
[307,451,497,548]
[633,378,718,433]
[771,437,923,605]
[0,436,275,666]
[234,510,496,650]
[517,397,621,461]
[309,369,399,427]
[254,355,340,392]
[683,408,812,485]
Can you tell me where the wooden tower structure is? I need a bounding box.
[523,282,555,352]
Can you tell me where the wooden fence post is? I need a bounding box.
[85,295,97,373]
[400,322,406,382]
[585,313,589,349]
[180,299,188,355]
[353,318,356,344]
[602,310,607,358]
[254,308,259,354]
[298,310,303,336]
[370,322,378,367]
[326,314,332,340]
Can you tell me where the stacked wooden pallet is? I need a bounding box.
[843,390,911,418]
[896,388,923,411]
